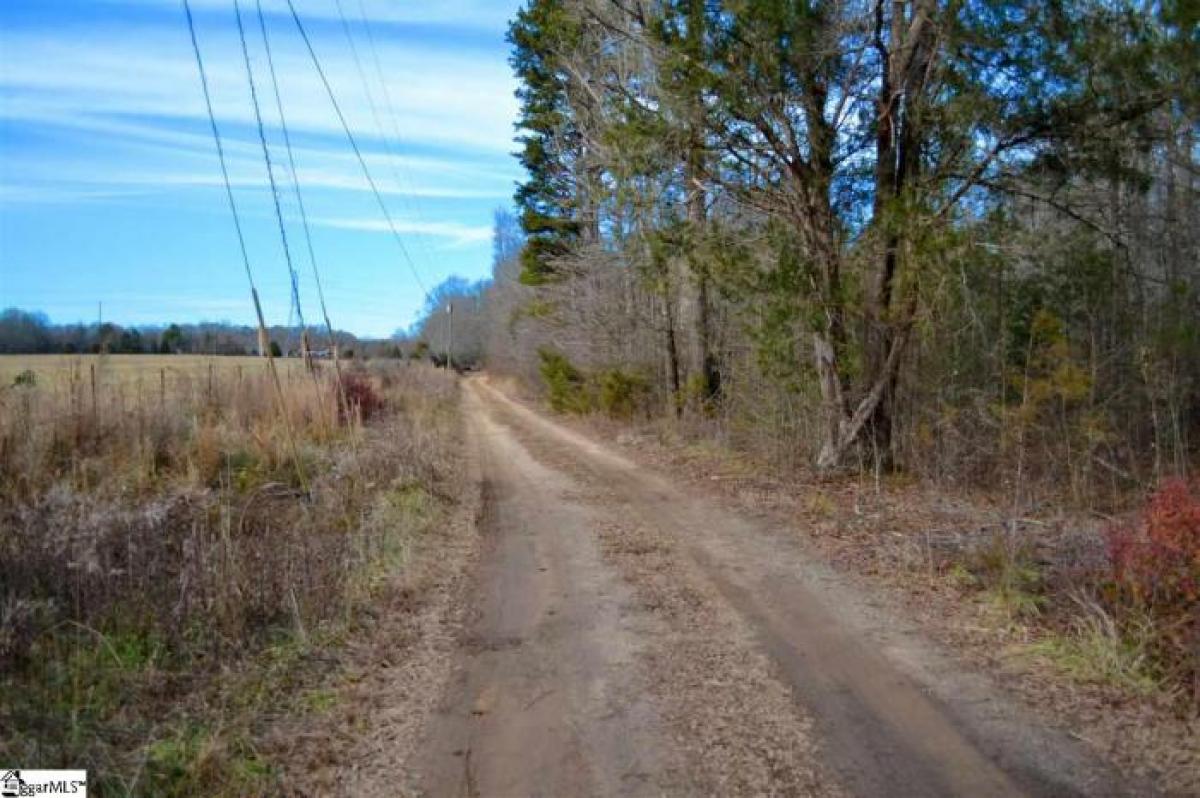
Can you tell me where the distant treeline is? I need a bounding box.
[0,308,403,358]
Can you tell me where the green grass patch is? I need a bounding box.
[142,726,272,798]
[1024,621,1163,697]
[301,688,339,715]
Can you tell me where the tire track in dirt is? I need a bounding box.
[417,379,835,796]
[417,383,681,796]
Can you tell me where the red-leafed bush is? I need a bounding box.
[339,370,384,422]
[1108,479,1200,605]
[1106,478,1200,704]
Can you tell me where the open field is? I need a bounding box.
[0,353,311,385]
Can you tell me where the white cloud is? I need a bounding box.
[313,215,492,247]
[0,20,519,152]
[1,144,514,204]
[0,183,157,204]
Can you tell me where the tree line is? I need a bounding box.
[446,0,1198,498]
[0,308,374,358]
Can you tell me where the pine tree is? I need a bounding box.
[508,0,585,285]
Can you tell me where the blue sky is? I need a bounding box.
[0,0,524,337]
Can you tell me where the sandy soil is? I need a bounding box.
[409,378,1150,797]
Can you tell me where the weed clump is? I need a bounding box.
[970,528,1046,619]
[339,369,385,421]
[537,350,652,420]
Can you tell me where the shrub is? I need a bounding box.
[596,368,649,419]
[538,349,591,414]
[11,369,36,387]
[1105,478,1200,704]
[339,371,384,422]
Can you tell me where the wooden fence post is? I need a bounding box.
[89,363,97,422]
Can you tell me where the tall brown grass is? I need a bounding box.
[0,357,461,795]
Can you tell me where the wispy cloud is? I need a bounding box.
[0,184,159,205]
[0,134,515,206]
[313,216,492,247]
[0,19,519,151]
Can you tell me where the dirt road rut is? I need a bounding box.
[416,378,1143,797]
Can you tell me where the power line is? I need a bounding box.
[181,0,308,489]
[336,0,438,269]
[254,0,341,358]
[351,0,441,270]
[282,0,430,301]
[232,0,308,335]
[181,0,256,293]
[330,0,436,271]
[332,0,392,172]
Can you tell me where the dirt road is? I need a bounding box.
[416,377,1144,797]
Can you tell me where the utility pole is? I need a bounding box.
[446,302,454,372]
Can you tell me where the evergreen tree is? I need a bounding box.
[508,0,585,284]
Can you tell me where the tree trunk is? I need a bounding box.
[678,174,714,409]
[862,0,935,469]
[679,0,717,409]
[799,169,851,470]
[814,330,846,470]
[818,308,916,471]
[664,293,682,418]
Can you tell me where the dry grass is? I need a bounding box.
[0,355,463,796]
[1,355,335,500]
